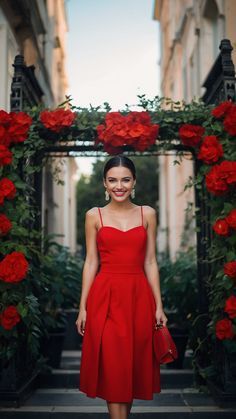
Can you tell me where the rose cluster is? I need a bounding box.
[0,111,31,332]
[216,293,236,340]
[205,160,236,196]
[212,100,236,136]
[179,102,236,344]
[179,126,223,164]
[0,251,29,330]
[0,110,32,148]
[0,177,16,206]
[179,105,236,196]
[213,209,236,236]
[215,252,236,341]
[0,110,32,167]
[40,108,75,132]
[96,111,159,153]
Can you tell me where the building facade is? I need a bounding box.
[154,0,236,259]
[0,0,78,253]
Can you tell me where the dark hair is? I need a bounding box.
[103,155,136,180]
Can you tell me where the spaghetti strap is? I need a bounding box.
[141,205,143,226]
[98,207,103,227]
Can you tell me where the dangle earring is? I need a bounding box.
[105,189,110,201]
[131,188,135,199]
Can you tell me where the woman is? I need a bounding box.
[76,155,167,419]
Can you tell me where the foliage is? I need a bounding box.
[37,236,83,330]
[158,247,198,330]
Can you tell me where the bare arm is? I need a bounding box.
[76,208,100,334]
[143,206,167,326]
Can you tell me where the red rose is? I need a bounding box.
[0,125,11,147]
[179,124,205,147]
[197,136,223,164]
[216,318,234,340]
[8,112,32,143]
[10,112,32,128]
[0,145,13,166]
[205,165,228,195]
[0,251,29,283]
[224,295,236,319]
[0,306,21,330]
[0,213,12,235]
[212,218,230,236]
[105,112,124,127]
[0,178,16,201]
[0,110,12,125]
[225,209,236,229]
[40,109,75,132]
[96,111,159,152]
[126,111,151,124]
[0,111,32,145]
[224,261,236,279]
[223,105,236,136]
[218,161,236,185]
[205,160,236,195]
[211,101,234,119]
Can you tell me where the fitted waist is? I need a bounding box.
[99,262,144,274]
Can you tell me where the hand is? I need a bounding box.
[75,308,87,336]
[155,307,168,329]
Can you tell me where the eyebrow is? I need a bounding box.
[107,176,132,179]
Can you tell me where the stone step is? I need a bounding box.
[60,350,194,370]
[1,388,236,418]
[37,368,195,389]
[39,350,194,389]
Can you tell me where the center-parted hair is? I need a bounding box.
[103,155,136,180]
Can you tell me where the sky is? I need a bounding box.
[65,0,160,175]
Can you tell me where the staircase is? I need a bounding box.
[1,349,236,418]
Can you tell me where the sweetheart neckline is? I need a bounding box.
[97,225,146,234]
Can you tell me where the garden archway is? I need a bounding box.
[0,39,236,405]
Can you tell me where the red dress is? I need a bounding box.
[79,206,161,402]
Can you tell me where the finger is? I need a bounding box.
[77,323,82,335]
[76,321,83,336]
[81,320,86,334]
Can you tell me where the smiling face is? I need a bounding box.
[103,165,136,202]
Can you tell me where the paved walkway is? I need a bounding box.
[1,350,236,418]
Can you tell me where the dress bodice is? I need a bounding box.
[96,207,147,272]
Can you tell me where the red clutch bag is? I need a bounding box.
[153,325,178,364]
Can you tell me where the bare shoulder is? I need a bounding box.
[86,207,99,217]
[142,205,157,218]
[142,206,158,229]
[85,207,99,225]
